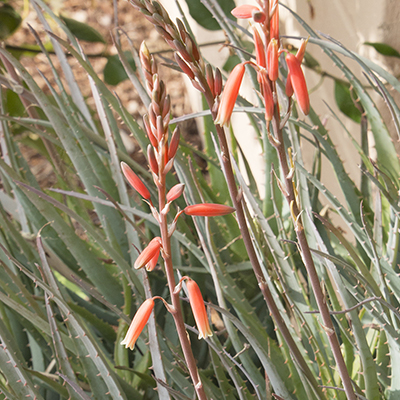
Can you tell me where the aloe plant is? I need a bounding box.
[0,0,399,399]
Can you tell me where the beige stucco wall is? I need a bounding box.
[162,0,400,197]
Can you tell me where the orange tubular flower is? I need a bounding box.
[253,27,266,68]
[146,247,160,272]
[215,63,245,127]
[269,0,279,42]
[184,203,235,217]
[285,53,310,115]
[267,39,279,82]
[134,237,161,269]
[121,162,151,200]
[121,298,154,350]
[186,279,213,339]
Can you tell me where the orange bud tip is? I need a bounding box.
[134,237,162,269]
[184,203,235,217]
[120,298,154,350]
[295,38,309,64]
[215,63,245,127]
[231,5,259,19]
[121,162,151,200]
[187,279,213,339]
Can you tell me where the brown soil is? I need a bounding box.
[7,0,200,187]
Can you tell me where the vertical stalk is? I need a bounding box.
[158,162,207,400]
[198,81,324,398]
[270,111,356,400]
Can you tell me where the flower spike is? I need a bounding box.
[184,203,235,217]
[215,63,245,127]
[186,279,213,339]
[134,237,162,269]
[121,298,154,350]
[121,162,151,200]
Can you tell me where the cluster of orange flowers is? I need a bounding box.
[216,1,310,127]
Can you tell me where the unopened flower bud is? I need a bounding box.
[231,4,260,19]
[168,127,180,160]
[173,40,192,63]
[147,145,158,174]
[134,237,161,269]
[167,183,185,203]
[267,39,279,81]
[184,203,235,217]
[253,27,266,68]
[269,0,279,42]
[206,64,215,97]
[214,68,222,96]
[215,63,245,127]
[121,162,151,200]
[286,52,310,115]
[143,114,158,147]
[175,53,195,80]
[296,38,308,63]
[146,247,160,271]
[258,70,274,122]
[185,35,200,62]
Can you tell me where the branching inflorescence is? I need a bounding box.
[123,1,357,399]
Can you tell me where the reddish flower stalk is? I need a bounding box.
[121,298,154,350]
[184,203,235,217]
[186,279,213,339]
[124,41,208,400]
